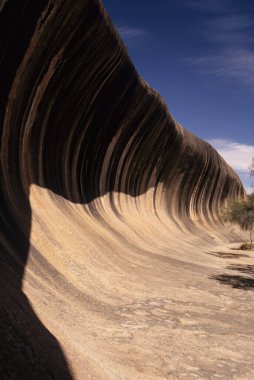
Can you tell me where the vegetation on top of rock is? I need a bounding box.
[221,158,254,250]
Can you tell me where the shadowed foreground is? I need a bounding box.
[1,1,254,379]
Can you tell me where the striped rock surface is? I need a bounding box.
[1,1,253,380]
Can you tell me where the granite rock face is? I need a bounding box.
[0,1,247,379]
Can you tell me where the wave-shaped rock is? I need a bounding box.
[0,1,246,379]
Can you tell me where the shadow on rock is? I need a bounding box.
[211,273,254,290]
[206,251,249,259]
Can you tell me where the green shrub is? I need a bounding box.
[221,193,254,249]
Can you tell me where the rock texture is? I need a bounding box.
[1,1,253,380]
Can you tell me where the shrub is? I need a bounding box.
[221,193,254,249]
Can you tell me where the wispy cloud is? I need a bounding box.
[209,139,254,192]
[209,139,254,173]
[187,0,231,13]
[188,49,254,88]
[117,26,147,45]
[186,2,254,90]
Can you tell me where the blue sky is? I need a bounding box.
[103,0,254,192]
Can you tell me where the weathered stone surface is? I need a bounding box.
[1,1,252,379]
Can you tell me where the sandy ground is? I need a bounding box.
[21,185,254,380]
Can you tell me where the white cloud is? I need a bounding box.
[208,139,254,193]
[208,139,254,173]
[245,187,254,195]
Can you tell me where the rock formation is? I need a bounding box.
[0,1,248,379]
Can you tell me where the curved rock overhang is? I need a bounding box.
[0,0,245,378]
